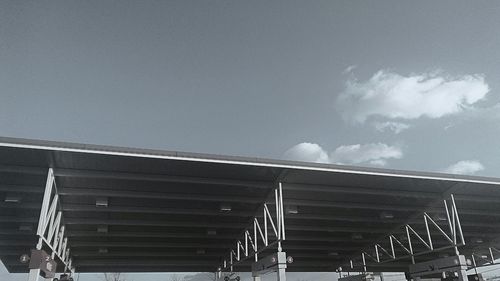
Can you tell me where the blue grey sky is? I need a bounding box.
[2,1,500,280]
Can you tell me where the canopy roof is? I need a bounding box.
[1,136,500,273]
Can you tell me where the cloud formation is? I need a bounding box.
[284,142,402,166]
[443,160,484,175]
[330,143,403,166]
[337,70,490,123]
[283,142,330,164]
[373,121,410,134]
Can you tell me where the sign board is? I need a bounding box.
[251,252,287,276]
[409,256,467,278]
[28,249,58,278]
[339,273,374,281]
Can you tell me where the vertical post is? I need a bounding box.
[424,215,433,250]
[263,207,268,246]
[456,268,468,281]
[390,236,395,259]
[28,269,40,281]
[406,226,415,264]
[472,254,478,275]
[362,253,367,273]
[275,188,282,252]
[277,264,287,281]
[451,194,465,246]
[254,221,258,262]
[279,182,285,241]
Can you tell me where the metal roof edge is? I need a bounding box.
[1,135,499,186]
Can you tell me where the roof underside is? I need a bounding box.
[1,137,500,273]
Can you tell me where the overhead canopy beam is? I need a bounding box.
[0,165,272,189]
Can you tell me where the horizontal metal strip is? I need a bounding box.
[61,204,254,217]
[4,200,500,223]
[0,184,43,193]
[55,168,273,189]
[0,164,272,189]
[59,187,264,204]
[59,231,459,247]
[284,183,442,199]
[284,183,500,204]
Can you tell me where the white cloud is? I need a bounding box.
[283,142,330,164]
[343,64,357,74]
[337,70,490,123]
[283,142,402,166]
[330,143,402,166]
[443,160,484,175]
[373,121,410,134]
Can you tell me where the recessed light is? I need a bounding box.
[196,249,206,255]
[19,224,33,232]
[434,213,447,221]
[207,229,217,235]
[97,225,108,233]
[380,212,394,219]
[328,252,339,256]
[4,195,21,203]
[96,197,108,207]
[220,204,231,212]
[286,205,298,214]
[98,248,108,254]
[351,233,363,240]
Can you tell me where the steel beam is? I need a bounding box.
[58,187,264,204]
[54,168,272,189]
[0,164,272,189]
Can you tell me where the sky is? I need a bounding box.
[2,0,500,280]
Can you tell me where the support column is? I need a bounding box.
[27,269,40,281]
[277,264,286,281]
[253,276,261,281]
[457,269,468,281]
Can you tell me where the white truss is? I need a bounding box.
[36,168,75,273]
[343,194,465,273]
[218,183,286,273]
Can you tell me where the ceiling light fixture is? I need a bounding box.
[97,225,109,233]
[351,233,363,240]
[96,197,108,208]
[220,204,231,212]
[4,195,21,203]
[286,205,299,214]
[380,212,394,219]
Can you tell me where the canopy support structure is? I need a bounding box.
[28,168,75,281]
[218,183,287,281]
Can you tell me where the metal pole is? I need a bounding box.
[279,183,285,241]
[277,264,287,281]
[362,253,367,273]
[457,268,468,281]
[490,247,495,264]
[28,269,40,281]
[472,254,478,275]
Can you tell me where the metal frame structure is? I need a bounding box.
[28,168,75,281]
[409,255,468,281]
[218,183,287,281]
[341,195,465,274]
[4,137,500,274]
